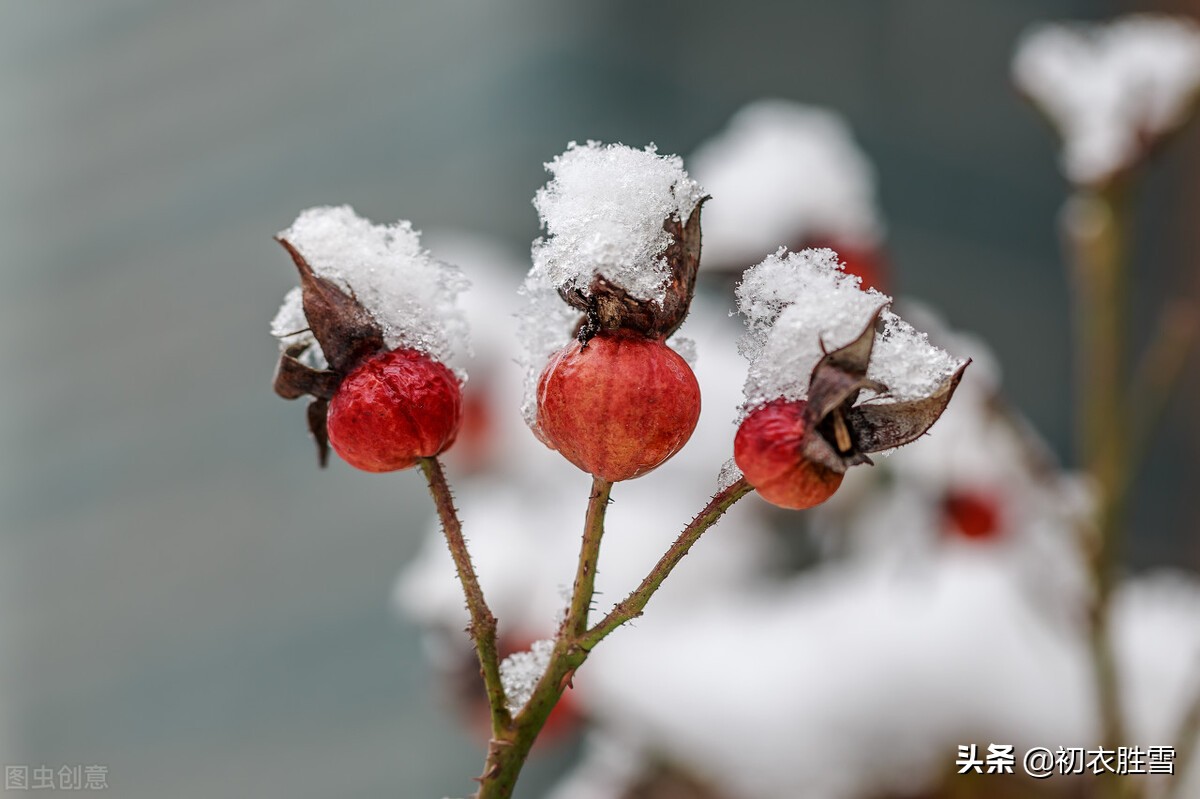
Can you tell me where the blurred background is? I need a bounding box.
[2,1,1198,797]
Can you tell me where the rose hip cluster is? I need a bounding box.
[271,148,965,514]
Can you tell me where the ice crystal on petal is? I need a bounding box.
[530,142,705,304]
[736,248,963,415]
[1013,15,1200,185]
[500,638,555,712]
[278,205,470,366]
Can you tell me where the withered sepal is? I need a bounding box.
[561,198,706,343]
[799,306,969,474]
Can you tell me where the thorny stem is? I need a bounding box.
[583,477,753,649]
[472,476,752,799]
[567,477,614,638]
[1066,185,1130,799]
[417,458,512,736]
[473,477,611,799]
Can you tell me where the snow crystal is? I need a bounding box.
[1013,15,1200,185]
[270,286,329,370]
[736,248,964,414]
[717,458,744,492]
[516,284,580,429]
[666,335,697,367]
[691,100,883,269]
[499,638,555,711]
[529,142,705,304]
[277,205,470,366]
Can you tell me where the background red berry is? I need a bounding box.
[942,490,1003,541]
[734,399,844,510]
[536,331,701,482]
[326,348,463,472]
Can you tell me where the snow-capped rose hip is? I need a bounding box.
[536,331,701,482]
[325,348,463,473]
[734,399,843,509]
[269,206,469,468]
[734,249,969,510]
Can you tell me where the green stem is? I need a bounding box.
[474,478,611,799]
[566,477,614,638]
[474,476,753,798]
[583,477,753,649]
[418,457,512,736]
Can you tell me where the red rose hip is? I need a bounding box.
[326,348,463,472]
[734,399,844,509]
[536,331,701,482]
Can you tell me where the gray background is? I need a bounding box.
[2,1,1196,797]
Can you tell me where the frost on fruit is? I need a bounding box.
[269,205,469,466]
[736,248,968,474]
[1013,14,1200,185]
[691,100,883,270]
[499,638,555,712]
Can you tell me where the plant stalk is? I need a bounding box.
[418,457,512,735]
[473,476,752,798]
[1066,185,1130,799]
[583,477,753,649]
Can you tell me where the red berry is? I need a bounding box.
[942,490,1002,541]
[536,331,701,482]
[734,399,844,509]
[326,348,462,472]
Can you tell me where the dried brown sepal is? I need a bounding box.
[273,345,340,401]
[275,237,386,372]
[273,238,392,468]
[798,307,969,473]
[306,397,330,468]
[847,364,969,453]
[560,198,707,343]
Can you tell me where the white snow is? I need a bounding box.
[516,284,581,430]
[716,457,743,492]
[276,205,470,367]
[269,286,328,370]
[1013,14,1200,185]
[735,248,963,414]
[665,335,697,367]
[499,638,555,711]
[691,99,883,269]
[529,142,705,304]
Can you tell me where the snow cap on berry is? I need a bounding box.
[736,247,967,473]
[1013,14,1200,186]
[273,205,469,370]
[738,248,962,413]
[691,100,883,270]
[530,141,705,305]
[519,142,706,429]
